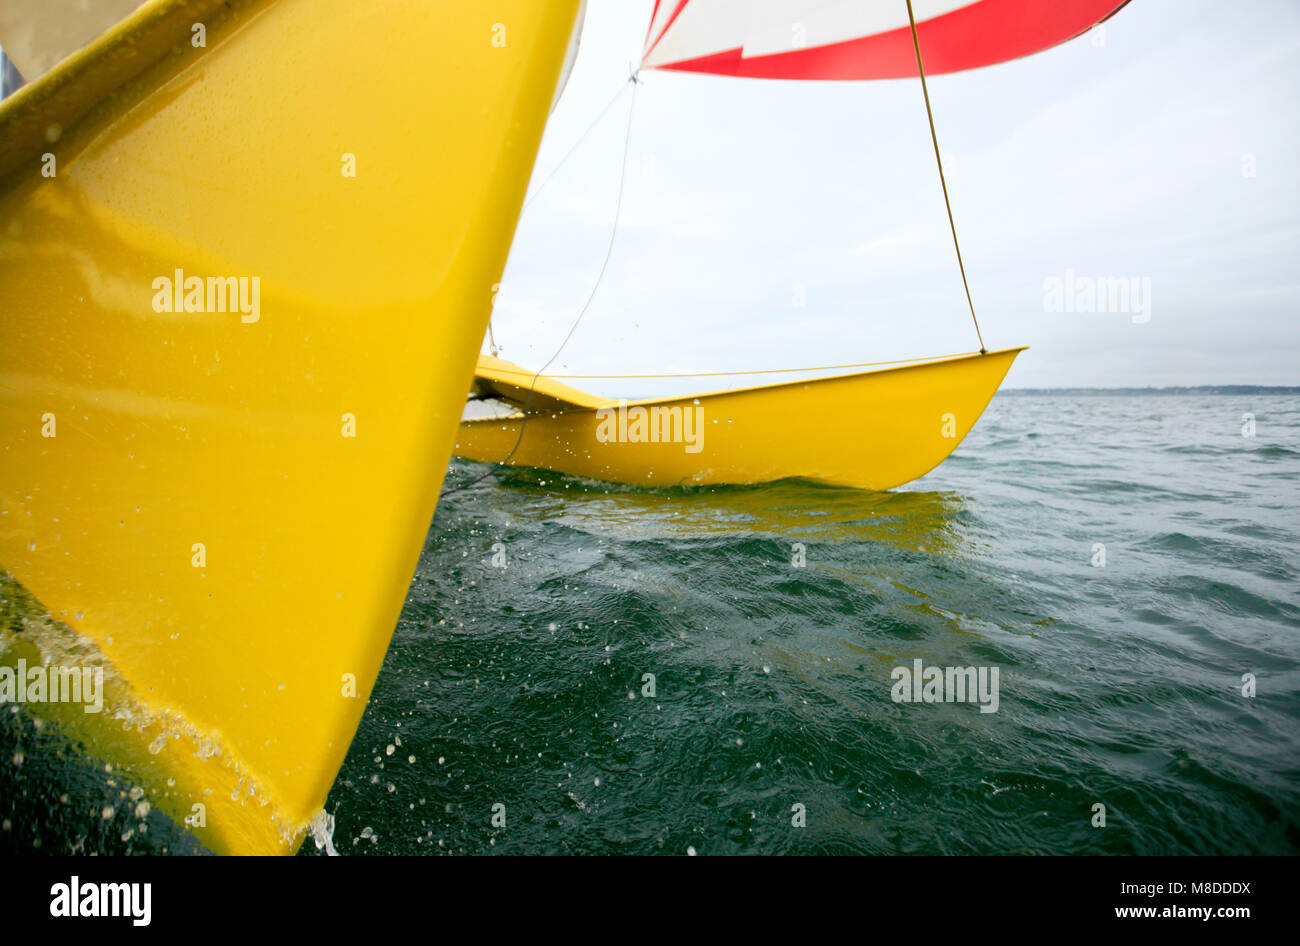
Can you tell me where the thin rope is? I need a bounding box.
[442,74,641,497]
[480,350,983,381]
[521,80,632,214]
[485,79,632,361]
[904,0,986,355]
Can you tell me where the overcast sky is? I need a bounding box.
[494,0,1298,393]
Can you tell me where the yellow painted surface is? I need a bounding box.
[0,0,582,854]
[471,353,616,413]
[456,348,1026,491]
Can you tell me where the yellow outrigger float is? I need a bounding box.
[458,349,1025,491]
[454,0,1130,494]
[0,0,584,853]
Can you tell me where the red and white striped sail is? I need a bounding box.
[641,0,1130,80]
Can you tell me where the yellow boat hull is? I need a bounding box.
[456,349,1025,491]
[0,0,583,853]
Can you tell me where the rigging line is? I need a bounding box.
[521,79,632,215]
[480,350,985,381]
[486,78,631,355]
[904,0,986,355]
[442,73,640,499]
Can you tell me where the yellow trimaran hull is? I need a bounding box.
[457,349,1026,491]
[0,0,583,854]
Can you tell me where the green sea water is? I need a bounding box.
[4,394,1299,854]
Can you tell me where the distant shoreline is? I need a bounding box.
[1000,386,1300,396]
